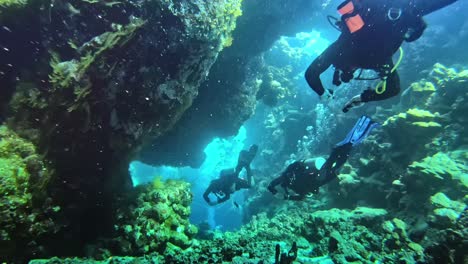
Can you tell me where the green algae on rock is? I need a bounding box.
[407,151,468,198]
[0,125,58,259]
[3,0,247,258]
[113,179,197,255]
[304,207,426,263]
[430,192,466,225]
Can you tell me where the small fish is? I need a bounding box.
[233,201,239,208]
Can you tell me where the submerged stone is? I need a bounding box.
[409,152,468,188]
[430,192,466,226]
[431,192,466,212]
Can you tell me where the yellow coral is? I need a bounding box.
[223,36,234,47]
[0,0,27,9]
[411,121,442,128]
[458,70,468,79]
[410,81,435,92]
[408,242,424,255]
[406,108,438,119]
[152,176,165,190]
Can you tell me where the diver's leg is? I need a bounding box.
[236,179,251,189]
[246,166,252,185]
[305,42,339,96]
[317,116,379,185]
[328,143,353,172]
[317,143,353,185]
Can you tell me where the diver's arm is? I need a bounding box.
[268,172,287,195]
[413,0,458,16]
[268,178,280,195]
[405,17,427,42]
[305,44,336,97]
[217,193,230,204]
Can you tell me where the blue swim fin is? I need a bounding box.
[337,116,379,146]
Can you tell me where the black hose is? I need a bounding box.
[327,15,342,32]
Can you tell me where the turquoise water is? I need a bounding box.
[0,0,466,263]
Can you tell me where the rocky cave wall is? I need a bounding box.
[0,0,335,260]
[138,0,332,167]
[1,0,244,260]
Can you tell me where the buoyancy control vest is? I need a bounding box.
[337,0,414,35]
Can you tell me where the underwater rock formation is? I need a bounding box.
[325,63,467,263]
[1,0,244,259]
[139,0,328,168]
[29,205,437,263]
[256,65,295,107]
[348,63,467,196]
[111,179,197,256]
[305,207,426,263]
[0,126,58,260]
[382,108,443,163]
[242,62,467,264]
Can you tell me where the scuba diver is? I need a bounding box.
[268,116,378,200]
[235,144,258,184]
[305,0,458,112]
[275,242,298,264]
[203,145,258,206]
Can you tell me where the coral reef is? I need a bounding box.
[0,125,59,260]
[305,207,425,263]
[243,62,467,264]
[113,179,198,255]
[326,63,468,263]
[138,0,328,168]
[256,65,294,107]
[28,206,434,264]
[429,192,466,226]
[0,0,28,16]
[1,0,246,259]
[2,0,467,262]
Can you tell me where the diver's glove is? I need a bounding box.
[321,89,334,103]
[342,95,364,113]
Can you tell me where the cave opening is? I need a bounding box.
[128,30,332,232]
[130,126,250,231]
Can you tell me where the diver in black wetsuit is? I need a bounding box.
[268,116,378,200]
[305,0,458,112]
[203,145,258,206]
[235,144,258,185]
